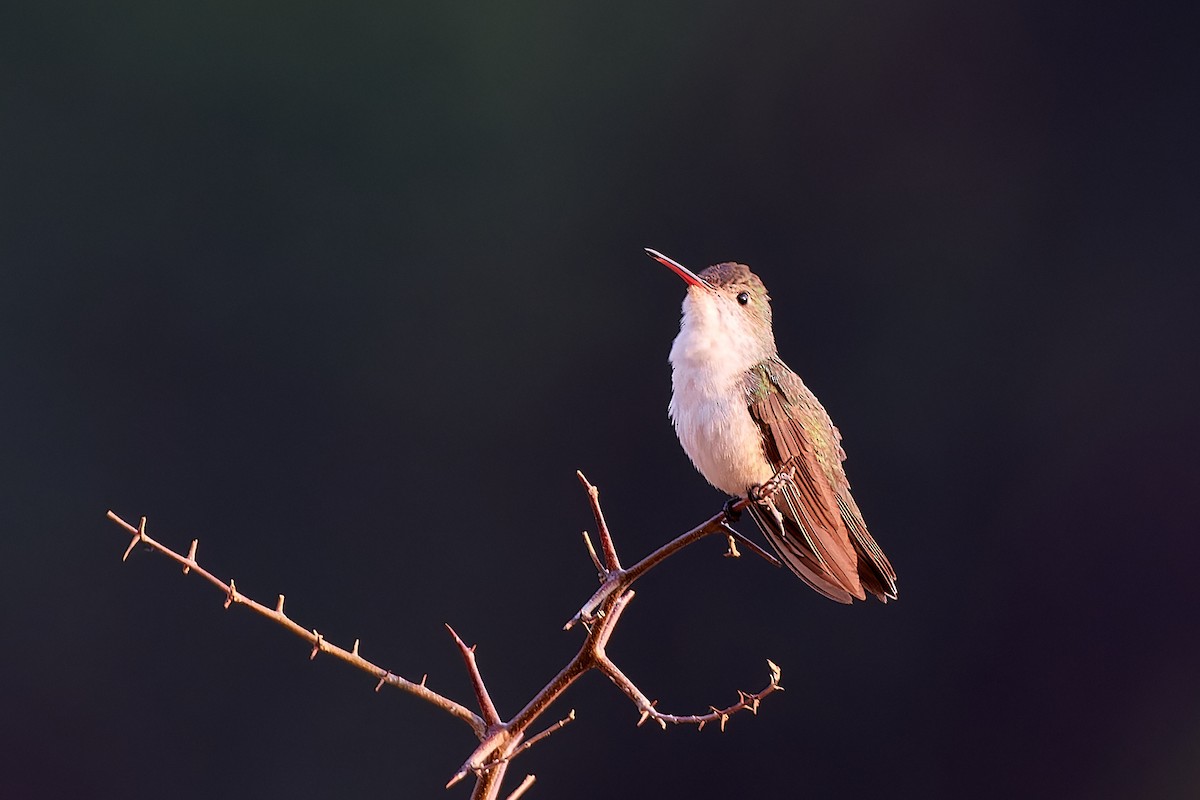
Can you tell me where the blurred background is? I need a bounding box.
[2,2,1198,798]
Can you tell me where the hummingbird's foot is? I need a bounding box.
[722,496,743,522]
[746,483,766,503]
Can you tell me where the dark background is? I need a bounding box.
[3,2,1198,798]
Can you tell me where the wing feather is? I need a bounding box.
[747,504,855,603]
[745,360,896,602]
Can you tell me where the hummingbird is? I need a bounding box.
[647,248,897,603]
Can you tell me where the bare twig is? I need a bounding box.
[468,760,508,800]
[566,467,795,628]
[447,625,502,727]
[504,710,576,761]
[105,510,486,738]
[564,510,722,630]
[598,657,783,731]
[576,471,620,572]
[580,530,604,576]
[505,774,537,800]
[719,522,783,568]
[107,464,797,799]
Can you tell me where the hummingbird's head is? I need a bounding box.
[646,248,778,370]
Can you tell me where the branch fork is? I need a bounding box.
[106,465,797,799]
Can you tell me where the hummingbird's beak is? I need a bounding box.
[645,248,713,290]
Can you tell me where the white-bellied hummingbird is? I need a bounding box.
[647,247,897,603]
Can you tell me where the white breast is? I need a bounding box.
[668,293,775,497]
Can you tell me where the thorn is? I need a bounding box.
[657,717,666,731]
[352,639,360,657]
[581,530,604,576]
[446,769,469,789]
[767,659,782,683]
[121,534,140,562]
[420,673,428,687]
[310,630,322,660]
[183,539,197,574]
[637,709,650,727]
[276,594,286,615]
[224,579,237,609]
[697,719,707,731]
[122,516,148,562]
[375,671,391,692]
[720,714,729,733]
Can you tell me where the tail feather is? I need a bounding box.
[745,488,898,604]
[837,494,898,602]
[747,503,858,604]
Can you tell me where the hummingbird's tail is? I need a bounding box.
[747,501,861,603]
[747,487,898,603]
[837,493,898,602]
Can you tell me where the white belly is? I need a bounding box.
[668,319,774,497]
[669,385,774,496]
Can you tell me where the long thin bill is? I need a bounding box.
[645,247,712,289]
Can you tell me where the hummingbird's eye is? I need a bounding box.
[736,291,750,305]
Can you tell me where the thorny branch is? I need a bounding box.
[106,467,793,799]
[105,511,487,735]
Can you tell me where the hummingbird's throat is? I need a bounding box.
[675,291,775,379]
[668,293,779,497]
